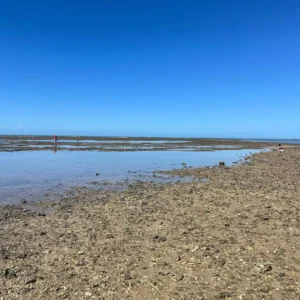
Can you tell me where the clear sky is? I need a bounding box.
[1,0,300,138]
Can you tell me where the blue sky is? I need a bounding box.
[1,0,300,138]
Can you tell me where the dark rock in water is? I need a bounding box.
[96,173,100,176]
[219,162,225,167]
[21,199,28,204]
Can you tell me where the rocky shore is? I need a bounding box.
[0,136,268,152]
[1,148,300,299]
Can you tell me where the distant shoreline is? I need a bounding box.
[0,136,279,152]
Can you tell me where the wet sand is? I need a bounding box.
[1,148,300,299]
[0,136,271,152]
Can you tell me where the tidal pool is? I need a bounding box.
[0,149,262,204]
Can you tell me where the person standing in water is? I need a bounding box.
[54,134,58,143]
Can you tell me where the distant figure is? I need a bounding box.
[54,134,58,143]
[278,144,284,152]
[77,136,79,142]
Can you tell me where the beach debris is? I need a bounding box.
[219,161,225,167]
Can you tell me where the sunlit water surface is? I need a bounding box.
[0,149,263,204]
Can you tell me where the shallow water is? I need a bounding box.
[0,149,262,204]
[241,138,300,145]
[0,139,189,144]
[0,138,244,152]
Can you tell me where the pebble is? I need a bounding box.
[264,265,273,272]
[219,292,232,298]
[260,287,270,294]
[105,233,114,239]
[177,274,184,281]
[25,277,37,284]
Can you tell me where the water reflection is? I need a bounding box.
[53,144,57,154]
[0,149,263,204]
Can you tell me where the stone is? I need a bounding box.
[25,277,37,284]
[264,265,272,272]
[260,287,270,294]
[177,274,184,281]
[105,233,114,239]
[4,269,17,279]
[124,272,132,280]
[153,235,167,242]
[219,292,232,298]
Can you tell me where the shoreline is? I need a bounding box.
[0,136,278,152]
[1,148,300,299]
